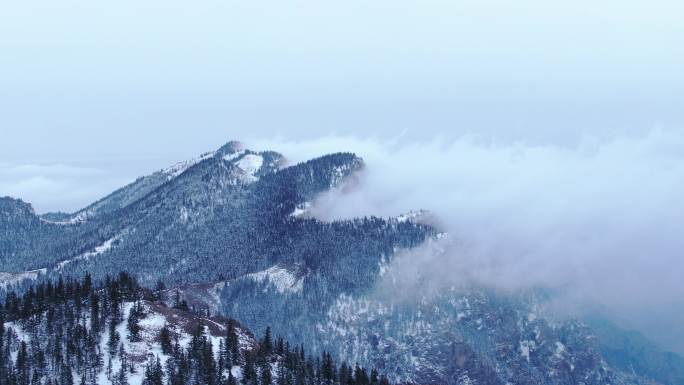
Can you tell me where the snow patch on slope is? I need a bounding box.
[395,209,428,223]
[180,206,190,223]
[223,150,246,162]
[57,233,123,270]
[45,150,219,225]
[330,164,353,187]
[520,340,536,362]
[245,265,303,294]
[162,151,216,180]
[41,209,92,225]
[91,301,254,385]
[0,268,46,289]
[205,281,228,314]
[235,154,264,183]
[290,202,311,218]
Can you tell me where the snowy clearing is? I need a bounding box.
[57,233,123,270]
[0,268,46,289]
[245,265,304,294]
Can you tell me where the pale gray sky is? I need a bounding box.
[1,0,683,159]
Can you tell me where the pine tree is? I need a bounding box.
[154,280,166,292]
[261,327,273,357]
[108,320,120,355]
[275,338,284,356]
[227,369,237,385]
[339,363,350,385]
[142,355,163,385]
[32,370,42,385]
[60,363,74,385]
[173,290,181,309]
[321,352,335,384]
[200,338,216,385]
[115,358,128,385]
[353,365,369,385]
[260,361,272,385]
[173,291,189,312]
[153,356,164,385]
[190,322,205,360]
[218,338,227,370]
[0,271,393,385]
[369,369,378,385]
[118,344,128,376]
[16,341,29,385]
[227,319,240,365]
[242,351,257,385]
[160,323,173,355]
[107,356,113,380]
[83,272,92,295]
[142,359,152,385]
[90,293,100,334]
[127,302,142,342]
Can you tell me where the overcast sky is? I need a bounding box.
[2,0,683,161]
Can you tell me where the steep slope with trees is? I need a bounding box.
[0,272,392,385]
[1,141,679,385]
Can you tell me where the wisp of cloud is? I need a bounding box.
[253,130,684,326]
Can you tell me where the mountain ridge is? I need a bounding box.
[1,141,680,385]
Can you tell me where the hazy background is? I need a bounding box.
[1,0,682,354]
[254,133,684,355]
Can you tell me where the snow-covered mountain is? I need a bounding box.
[1,141,682,385]
[0,273,386,385]
[0,141,398,287]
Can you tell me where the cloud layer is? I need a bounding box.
[0,158,168,213]
[4,131,683,352]
[254,130,684,324]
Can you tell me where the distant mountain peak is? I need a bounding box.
[216,140,245,157]
[0,196,36,217]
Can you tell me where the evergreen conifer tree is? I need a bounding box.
[160,324,173,355]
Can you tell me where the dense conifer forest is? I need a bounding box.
[0,272,392,385]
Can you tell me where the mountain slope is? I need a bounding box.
[1,141,679,385]
[1,142,428,290]
[0,272,391,385]
[586,317,684,385]
[40,141,266,224]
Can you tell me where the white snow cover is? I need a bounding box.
[223,149,246,162]
[554,341,567,359]
[330,164,351,187]
[520,340,536,362]
[162,151,216,180]
[40,211,90,226]
[204,281,228,314]
[41,209,93,225]
[395,209,428,223]
[67,211,90,223]
[180,206,190,223]
[245,265,303,294]
[289,202,311,218]
[0,300,260,385]
[0,268,46,289]
[235,154,264,183]
[58,233,123,270]
[94,301,254,385]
